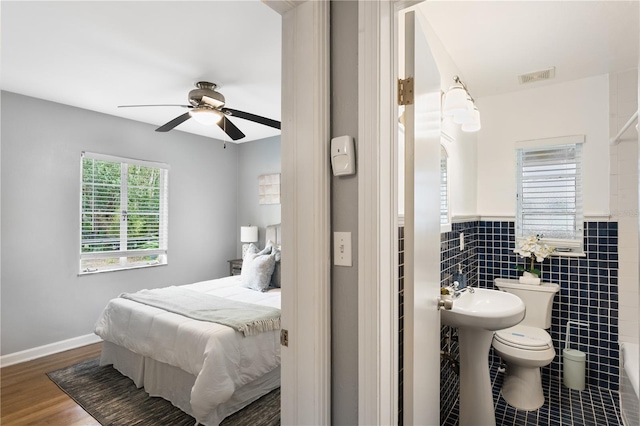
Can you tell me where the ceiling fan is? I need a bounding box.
[118,81,281,141]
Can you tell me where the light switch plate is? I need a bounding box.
[334,231,352,266]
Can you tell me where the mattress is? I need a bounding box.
[94,275,281,425]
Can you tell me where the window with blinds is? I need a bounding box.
[440,145,450,230]
[516,139,584,253]
[80,152,169,273]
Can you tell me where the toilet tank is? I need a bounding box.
[494,278,560,329]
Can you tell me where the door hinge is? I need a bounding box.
[280,329,289,347]
[398,77,414,105]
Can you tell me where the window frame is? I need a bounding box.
[79,152,169,274]
[515,135,585,255]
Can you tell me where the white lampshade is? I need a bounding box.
[442,85,468,117]
[453,98,475,124]
[240,226,258,243]
[461,107,481,132]
[190,108,222,125]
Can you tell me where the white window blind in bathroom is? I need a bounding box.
[440,150,448,226]
[516,142,583,252]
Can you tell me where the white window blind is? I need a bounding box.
[80,152,169,273]
[440,146,449,226]
[516,142,583,252]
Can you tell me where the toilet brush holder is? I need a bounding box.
[563,348,586,390]
[563,320,589,390]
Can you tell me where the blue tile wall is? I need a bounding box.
[441,222,479,288]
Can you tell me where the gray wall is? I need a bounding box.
[331,1,359,424]
[1,91,241,355]
[236,136,281,254]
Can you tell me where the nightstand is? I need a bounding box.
[228,258,243,276]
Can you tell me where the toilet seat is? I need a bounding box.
[494,325,552,351]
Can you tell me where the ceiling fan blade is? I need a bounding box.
[118,104,192,108]
[217,116,245,141]
[222,108,281,130]
[155,112,192,132]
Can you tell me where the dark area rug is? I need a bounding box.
[47,358,280,426]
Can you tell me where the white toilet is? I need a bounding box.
[492,278,560,410]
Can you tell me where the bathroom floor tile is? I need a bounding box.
[441,361,623,426]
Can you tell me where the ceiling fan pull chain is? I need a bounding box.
[223,117,227,149]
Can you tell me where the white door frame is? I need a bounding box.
[359,2,433,425]
[357,1,398,424]
[265,1,331,425]
[270,1,437,424]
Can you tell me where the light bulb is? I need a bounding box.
[190,108,222,125]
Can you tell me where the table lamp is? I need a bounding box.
[240,225,258,259]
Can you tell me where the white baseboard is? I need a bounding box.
[0,334,103,368]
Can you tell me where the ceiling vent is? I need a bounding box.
[518,67,556,85]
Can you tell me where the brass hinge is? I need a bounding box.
[280,329,289,347]
[398,77,414,105]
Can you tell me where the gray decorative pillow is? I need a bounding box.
[245,243,271,257]
[266,240,282,288]
[241,251,277,292]
[245,243,260,255]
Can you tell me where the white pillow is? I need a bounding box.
[241,251,276,292]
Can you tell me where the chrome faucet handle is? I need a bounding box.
[452,281,460,291]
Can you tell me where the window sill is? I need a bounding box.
[78,262,167,276]
[551,250,586,258]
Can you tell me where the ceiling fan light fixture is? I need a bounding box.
[190,108,222,125]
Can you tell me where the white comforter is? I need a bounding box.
[94,276,281,425]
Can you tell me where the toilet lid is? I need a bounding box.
[494,325,552,350]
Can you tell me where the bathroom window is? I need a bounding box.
[515,135,584,254]
[440,145,451,232]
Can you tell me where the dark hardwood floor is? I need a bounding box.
[1,342,102,425]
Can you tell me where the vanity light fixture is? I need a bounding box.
[442,76,481,132]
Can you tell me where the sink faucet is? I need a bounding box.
[452,281,475,299]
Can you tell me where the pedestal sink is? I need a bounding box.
[441,288,525,426]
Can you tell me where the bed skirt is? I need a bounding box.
[100,341,280,425]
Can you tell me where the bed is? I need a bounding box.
[94,225,282,426]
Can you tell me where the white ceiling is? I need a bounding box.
[419,1,639,99]
[2,1,637,143]
[1,1,282,143]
